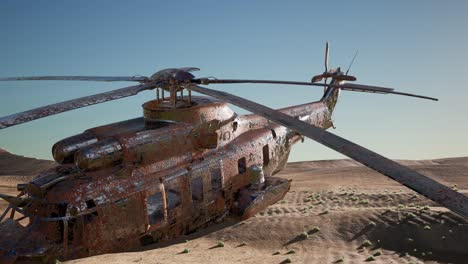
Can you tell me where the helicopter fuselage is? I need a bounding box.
[0,91,338,262]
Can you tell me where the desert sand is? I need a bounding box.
[0,149,466,264]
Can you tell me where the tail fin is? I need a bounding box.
[321,81,341,113]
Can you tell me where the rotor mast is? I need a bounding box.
[153,79,193,109]
[149,68,199,109]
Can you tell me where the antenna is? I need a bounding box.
[324,41,329,72]
[345,50,359,75]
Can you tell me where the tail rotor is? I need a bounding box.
[311,42,357,92]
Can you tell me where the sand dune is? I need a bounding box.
[0,148,55,183]
[0,150,466,264]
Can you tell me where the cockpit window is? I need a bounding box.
[84,199,99,221]
[86,199,96,209]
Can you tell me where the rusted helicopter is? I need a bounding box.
[0,43,466,263]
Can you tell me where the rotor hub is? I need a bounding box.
[149,67,200,108]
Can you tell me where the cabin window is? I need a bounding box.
[147,192,163,225]
[84,199,98,217]
[165,182,182,210]
[57,202,68,217]
[263,144,270,166]
[211,169,222,192]
[238,157,247,174]
[210,166,223,201]
[232,121,238,132]
[191,176,203,202]
[67,219,77,243]
[86,199,96,209]
[271,129,277,139]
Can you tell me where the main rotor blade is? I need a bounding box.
[0,83,157,129]
[194,79,438,101]
[188,84,467,217]
[0,76,149,82]
[196,79,394,92]
[339,83,439,101]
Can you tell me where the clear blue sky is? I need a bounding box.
[0,0,467,162]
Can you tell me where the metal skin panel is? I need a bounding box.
[188,85,468,218]
[0,62,450,264]
[0,96,331,262]
[142,97,235,124]
[239,177,291,220]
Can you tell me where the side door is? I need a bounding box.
[205,160,225,217]
[187,167,206,229]
[187,159,225,225]
[163,172,190,227]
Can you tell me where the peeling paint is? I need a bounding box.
[0,96,333,262]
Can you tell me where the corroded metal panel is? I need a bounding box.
[3,91,445,263]
[0,62,450,264]
[189,85,468,218]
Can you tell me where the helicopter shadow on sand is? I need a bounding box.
[133,218,242,252]
[350,209,467,264]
